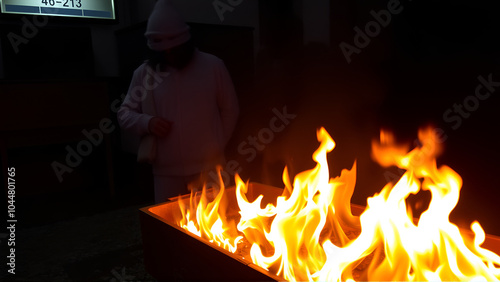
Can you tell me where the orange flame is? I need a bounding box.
[178,168,243,253]
[177,127,500,281]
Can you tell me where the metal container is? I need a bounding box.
[139,183,283,281]
[140,182,500,281]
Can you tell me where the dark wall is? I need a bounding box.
[0,25,95,80]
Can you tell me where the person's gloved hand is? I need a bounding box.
[148,117,172,137]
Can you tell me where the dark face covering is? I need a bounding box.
[148,39,195,71]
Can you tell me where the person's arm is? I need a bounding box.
[117,66,154,136]
[215,60,240,145]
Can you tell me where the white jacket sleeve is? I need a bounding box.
[216,60,239,145]
[117,65,154,137]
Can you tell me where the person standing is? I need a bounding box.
[118,0,239,203]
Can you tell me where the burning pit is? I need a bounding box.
[140,127,500,281]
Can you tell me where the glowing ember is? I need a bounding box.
[176,127,500,281]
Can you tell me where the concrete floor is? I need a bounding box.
[1,151,159,281]
[2,203,156,282]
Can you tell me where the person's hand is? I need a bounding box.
[148,117,172,137]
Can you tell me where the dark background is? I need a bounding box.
[1,0,499,280]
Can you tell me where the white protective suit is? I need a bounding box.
[118,51,239,176]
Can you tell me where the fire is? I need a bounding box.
[176,127,500,281]
[177,170,243,253]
